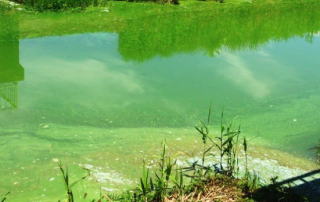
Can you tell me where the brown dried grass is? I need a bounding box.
[165,176,245,202]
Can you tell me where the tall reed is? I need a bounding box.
[194,108,242,177]
[58,162,90,202]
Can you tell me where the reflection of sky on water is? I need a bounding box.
[20,33,144,110]
[219,52,271,99]
[18,33,320,118]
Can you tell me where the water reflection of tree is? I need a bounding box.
[118,2,320,62]
[0,13,24,110]
[0,83,18,109]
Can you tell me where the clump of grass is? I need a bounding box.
[134,144,177,201]
[172,174,244,201]
[194,108,242,177]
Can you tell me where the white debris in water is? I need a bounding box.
[49,177,55,182]
[176,159,184,166]
[176,137,182,141]
[79,164,133,185]
[52,158,59,163]
[82,164,94,170]
[102,8,110,13]
[178,153,307,184]
[43,124,49,129]
[293,118,297,122]
[101,187,116,192]
[13,182,19,185]
[93,171,132,184]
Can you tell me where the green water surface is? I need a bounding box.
[1,2,320,201]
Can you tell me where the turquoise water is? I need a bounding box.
[1,3,320,201]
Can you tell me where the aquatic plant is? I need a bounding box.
[194,108,241,177]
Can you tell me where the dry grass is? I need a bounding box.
[165,176,245,202]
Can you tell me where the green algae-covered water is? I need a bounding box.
[1,2,320,201]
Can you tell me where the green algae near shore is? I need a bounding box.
[1,125,318,201]
[1,1,320,201]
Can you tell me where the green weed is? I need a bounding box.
[58,161,90,202]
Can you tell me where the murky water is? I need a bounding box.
[1,2,320,201]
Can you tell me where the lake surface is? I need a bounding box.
[1,2,320,201]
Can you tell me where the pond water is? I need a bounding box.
[1,3,320,201]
